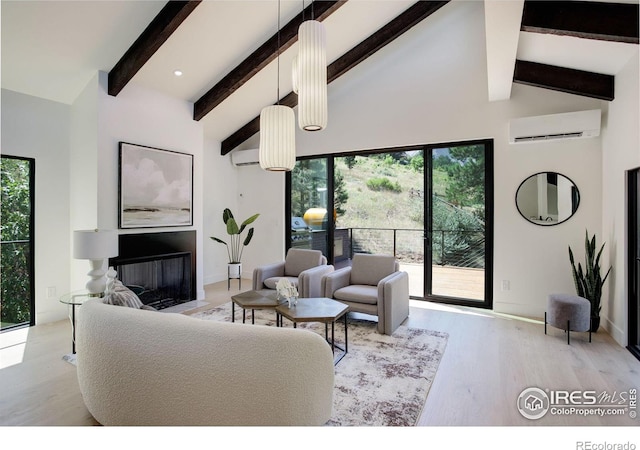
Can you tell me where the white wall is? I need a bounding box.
[236,165,287,277]
[69,72,206,297]
[70,74,100,291]
[224,0,606,320]
[495,97,603,319]
[3,72,207,325]
[298,2,603,317]
[202,148,287,283]
[92,72,206,299]
[1,89,72,324]
[601,51,640,345]
[203,139,242,284]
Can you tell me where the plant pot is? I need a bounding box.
[590,316,600,333]
[228,263,242,280]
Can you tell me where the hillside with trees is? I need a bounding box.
[290,146,486,268]
[334,147,485,267]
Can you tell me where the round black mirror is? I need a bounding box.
[516,172,580,226]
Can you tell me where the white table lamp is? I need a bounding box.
[73,229,118,296]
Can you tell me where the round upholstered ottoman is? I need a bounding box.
[545,294,592,344]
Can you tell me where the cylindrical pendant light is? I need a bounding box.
[259,0,296,172]
[297,19,327,131]
[259,104,296,171]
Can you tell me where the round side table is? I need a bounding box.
[59,290,101,354]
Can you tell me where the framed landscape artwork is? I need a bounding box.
[118,142,193,229]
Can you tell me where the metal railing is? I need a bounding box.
[1,239,32,331]
[345,227,485,269]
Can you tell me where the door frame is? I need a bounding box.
[422,139,494,309]
[627,167,640,361]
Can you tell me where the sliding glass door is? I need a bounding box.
[424,141,493,308]
[286,139,493,308]
[334,151,425,297]
[1,156,35,331]
[288,158,331,260]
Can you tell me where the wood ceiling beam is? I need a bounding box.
[108,1,202,97]
[193,1,346,122]
[521,0,639,44]
[513,60,614,101]
[221,0,449,155]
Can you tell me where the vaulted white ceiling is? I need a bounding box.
[2,0,638,150]
[1,0,166,104]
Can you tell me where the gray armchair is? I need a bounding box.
[252,248,334,298]
[321,253,409,335]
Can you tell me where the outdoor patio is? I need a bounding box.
[400,263,485,301]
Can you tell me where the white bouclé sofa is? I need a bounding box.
[76,299,335,426]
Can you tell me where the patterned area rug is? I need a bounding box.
[191,302,449,426]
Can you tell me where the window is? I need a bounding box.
[1,155,35,331]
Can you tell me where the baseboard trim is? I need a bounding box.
[601,315,625,346]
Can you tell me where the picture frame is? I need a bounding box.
[118,142,193,229]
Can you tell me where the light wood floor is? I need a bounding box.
[1,280,638,429]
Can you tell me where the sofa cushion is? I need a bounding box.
[264,276,299,290]
[334,285,378,305]
[102,280,145,309]
[284,249,323,277]
[350,254,397,286]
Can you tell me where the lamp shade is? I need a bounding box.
[73,229,118,260]
[259,104,296,171]
[297,20,327,132]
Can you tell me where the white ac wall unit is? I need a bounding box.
[509,109,601,144]
[231,148,259,166]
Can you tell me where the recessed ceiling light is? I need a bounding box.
[173,70,183,77]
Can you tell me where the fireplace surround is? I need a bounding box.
[109,231,196,309]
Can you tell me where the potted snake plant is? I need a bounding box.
[568,230,612,332]
[210,208,259,282]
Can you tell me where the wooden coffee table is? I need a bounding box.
[276,297,349,364]
[230,289,282,324]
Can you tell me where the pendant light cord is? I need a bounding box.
[276,0,281,105]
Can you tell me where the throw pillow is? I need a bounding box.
[102,280,145,309]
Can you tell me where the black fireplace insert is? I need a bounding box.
[109,231,196,310]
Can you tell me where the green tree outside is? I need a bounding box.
[344,155,356,170]
[334,169,349,217]
[443,145,486,228]
[291,159,349,221]
[291,159,327,219]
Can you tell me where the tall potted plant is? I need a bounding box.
[568,230,612,332]
[210,208,259,281]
